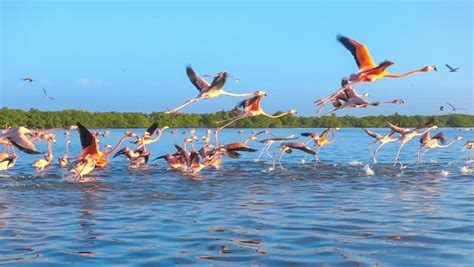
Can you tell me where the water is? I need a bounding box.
[1,128,473,266]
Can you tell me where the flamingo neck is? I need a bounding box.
[386,68,426,78]
[105,135,129,155]
[439,139,459,148]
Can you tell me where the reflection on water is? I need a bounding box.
[0,128,473,265]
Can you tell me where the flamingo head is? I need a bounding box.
[217,71,228,78]
[422,65,437,72]
[66,140,72,145]
[63,131,70,136]
[361,93,370,97]
[124,132,137,138]
[454,136,464,141]
[288,109,297,115]
[254,90,267,96]
[392,99,405,104]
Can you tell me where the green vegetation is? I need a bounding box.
[1,107,473,128]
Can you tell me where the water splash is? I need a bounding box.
[440,169,450,177]
[350,160,364,166]
[363,164,375,176]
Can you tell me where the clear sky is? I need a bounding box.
[1,0,472,116]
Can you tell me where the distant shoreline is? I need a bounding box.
[1,107,473,128]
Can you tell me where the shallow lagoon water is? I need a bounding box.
[1,128,473,266]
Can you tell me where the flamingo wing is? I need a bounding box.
[208,74,226,91]
[337,35,377,72]
[446,102,456,111]
[432,132,445,144]
[388,123,409,134]
[288,142,316,155]
[77,122,99,157]
[420,131,431,144]
[145,122,159,135]
[224,143,257,152]
[186,66,210,92]
[416,116,435,131]
[363,128,382,140]
[8,138,42,154]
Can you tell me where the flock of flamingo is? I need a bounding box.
[3,35,473,180]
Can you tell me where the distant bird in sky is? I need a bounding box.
[166,65,256,114]
[439,106,444,111]
[20,76,34,82]
[42,89,55,100]
[315,35,437,107]
[445,64,460,72]
[446,102,465,112]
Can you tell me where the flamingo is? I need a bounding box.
[462,141,474,160]
[95,132,137,168]
[166,66,256,114]
[58,132,71,167]
[312,128,337,161]
[175,144,205,175]
[274,142,317,170]
[418,132,463,164]
[153,151,186,170]
[315,35,437,107]
[198,144,223,169]
[445,64,460,72]
[33,135,55,171]
[217,91,297,129]
[389,118,438,166]
[113,146,151,166]
[218,142,258,159]
[256,135,299,161]
[133,123,169,148]
[363,129,398,163]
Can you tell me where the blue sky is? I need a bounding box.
[1,0,472,116]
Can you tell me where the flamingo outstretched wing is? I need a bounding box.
[186,66,210,92]
[363,128,382,140]
[337,35,377,72]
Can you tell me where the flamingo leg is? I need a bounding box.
[393,142,406,167]
[256,144,270,161]
[420,149,429,165]
[372,143,385,164]
[218,115,248,130]
[265,143,275,159]
[166,97,202,114]
[277,151,285,170]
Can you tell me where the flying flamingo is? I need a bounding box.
[315,35,437,107]
[312,128,337,161]
[274,142,317,170]
[217,142,258,159]
[217,91,297,129]
[418,132,463,164]
[388,118,438,166]
[153,151,185,170]
[363,128,398,163]
[256,135,299,161]
[113,146,151,166]
[42,89,55,100]
[58,132,71,167]
[33,134,55,171]
[166,66,256,114]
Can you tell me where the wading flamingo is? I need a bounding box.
[418,132,463,164]
[313,128,337,162]
[33,135,55,171]
[217,91,297,129]
[58,132,71,167]
[363,129,398,163]
[166,66,256,114]
[315,35,437,107]
[175,144,205,175]
[389,118,438,166]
